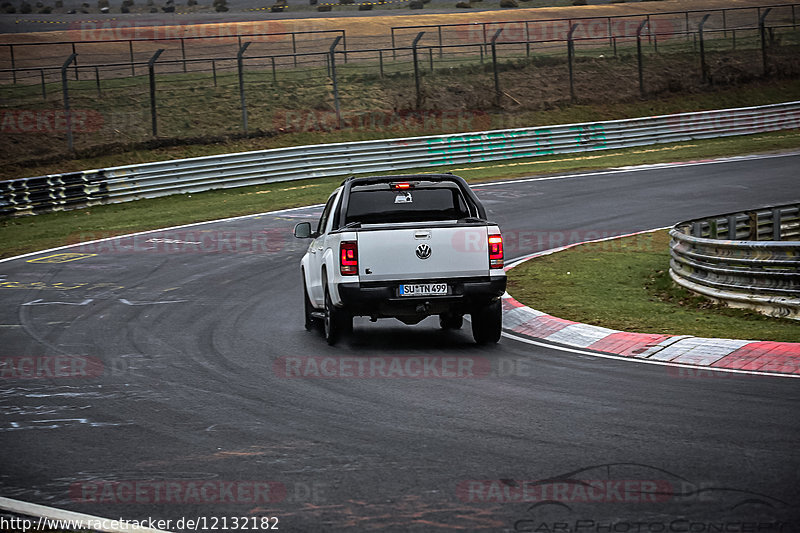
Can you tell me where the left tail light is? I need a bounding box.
[340,241,358,275]
[488,234,504,269]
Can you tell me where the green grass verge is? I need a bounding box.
[506,230,800,342]
[2,128,800,260]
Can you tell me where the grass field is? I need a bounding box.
[506,230,800,342]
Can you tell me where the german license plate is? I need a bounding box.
[399,283,448,297]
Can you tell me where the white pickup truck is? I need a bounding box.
[293,174,506,345]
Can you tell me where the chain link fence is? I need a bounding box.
[1,4,799,162]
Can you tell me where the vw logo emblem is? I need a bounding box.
[416,244,432,260]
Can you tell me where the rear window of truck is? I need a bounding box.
[345,186,471,225]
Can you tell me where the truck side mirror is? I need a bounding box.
[294,222,313,239]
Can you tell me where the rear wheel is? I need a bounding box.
[324,286,352,346]
[471,300,502,344]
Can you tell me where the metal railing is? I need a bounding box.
[2,100,799,217]
[669,204,800,320]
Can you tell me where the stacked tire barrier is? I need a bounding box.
[1,101,800,217]
[669,204,800,320]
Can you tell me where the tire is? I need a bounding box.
[471,300,502,344]
[439,313,464,330]
[323,287,352,346]
[303,274,315,331]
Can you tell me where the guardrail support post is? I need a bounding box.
[567,23,578,104]
[412,31,425,110]
[148,48,165,138]
[748,212,759,241]
[727,215,738,239]
[636,19,648,98]
[237,41,252,134]
[61,53,78,155]
[772,208,782,241]
[329,35,343,129]
[490,28,503,108]
[699,14,711,84]
[760,8,772,77]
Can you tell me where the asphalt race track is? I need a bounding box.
[1,153,799,532]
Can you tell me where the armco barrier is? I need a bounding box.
[1,101,799,216]
[669,204,800,320]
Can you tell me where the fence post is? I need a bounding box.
[40,69,46,100]
[329,35,343,129]
[391,28,396,60]
[412,31,425,110]
[292,33,297,67]
[237,41,252,133]
[272,56,277,82]
[148,48,165,138]
[651,17,658,54]
[61,53,78,154]
[490,28,503,107]
[699,14,711,84]
[72,42,79,80]
[95,66,101,96]
[9,44,16,84]
[526,22,531,57]
[438,26,443,59]
[685,11,690,42]
[636,19,648,98]
[722,9,727,38]
[180,38,187,73]
[129,41,135,77]
[379,50,384,78]
[760,8,772,76]
[212,59,217,87]
[567,23,578,103]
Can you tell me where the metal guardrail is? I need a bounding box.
[669,204,800,320]
[1,101,799,217]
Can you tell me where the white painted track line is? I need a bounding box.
[0,496,173,532]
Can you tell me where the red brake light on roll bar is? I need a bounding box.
[488,234,504,269]
[340,241,358,275]
[391,182,413,190]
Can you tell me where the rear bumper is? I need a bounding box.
[337,276,507,318]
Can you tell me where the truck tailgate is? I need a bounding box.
[356,225,490,282]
